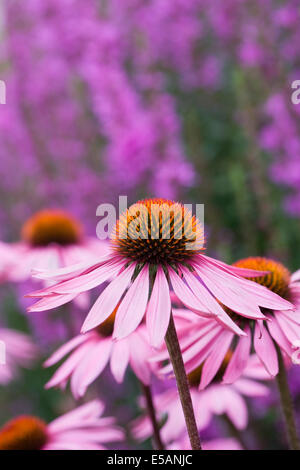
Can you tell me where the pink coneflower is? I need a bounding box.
[0,400,123,450]
[0,328,38,385]
[132,354,270,446]
[160,258,300,384]
[26,199,292,450]
[2,209,109,283]
[28,200,291,347]
[44,308,154,399]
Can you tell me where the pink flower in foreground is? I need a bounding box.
[28,200,292,348]
[169,435,242,450]
[44,310,153,398]
[132,355,270,445]
[0,400,123,450]
[0,328,38,385]
[158,258,300,383]
[2,209,109,283]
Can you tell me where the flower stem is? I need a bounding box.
[165,313,202,450]
[275,344,300,450]
[223,415,248,450]
[141,383,164,450]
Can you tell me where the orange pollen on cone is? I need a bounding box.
[21,209,83,247]
[96,307,118,337]
[111,198,205,265]
[0,416,48,450]
[187,351,233,388]
[233,257,291,299]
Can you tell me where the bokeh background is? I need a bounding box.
[1,0,300,450]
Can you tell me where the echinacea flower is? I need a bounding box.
[132,354,270,445]
[44,308,154,399]
[0,400,123,450]
[0,328,38,385]
[162,258,300,382]
[2,209,109,283]
[27,199,292,348]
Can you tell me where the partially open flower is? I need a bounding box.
[28,199,292,348]
[156,258,300,383]
[0,401,123,450]
[43,309,154,399]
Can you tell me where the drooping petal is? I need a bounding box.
[193,262,267,319]
[254,321,278,376]
[113,266,149,340]
[222,326,251,384]
[267,317,294,357]
[81,264,135,333]
[52,259,123,295]
[146,267,171,348]
[110,339,130,383]
[169,268,211,314]
[199,331,233,389]
[32,256,111,281]
[70,340,112,398]
[128,331,152,385]
[182,268,245,336]
[200,254,270,278]
[44,334,89,367]
[28,293,77,312]
[45,341,95,389]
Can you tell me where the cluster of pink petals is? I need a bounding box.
[42,400,124,450]
[0,328,38,385]
[28,251,292,349]
[2,237,109,283]
[132,355,270,445]
[44,324,153,398]
[156,269,300,383]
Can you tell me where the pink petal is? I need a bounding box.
[110,339,130,383]
[32,257,110,281]
[28,293,77,312]
[81,264,135,333]
[45,341,95,389]
[199,331,233,389]
[200,254,270,278]
[113,266,149,340]
[267,317,294,357]
[70,340,112,398]
[129,331,152,385]
[291,270,300,282]
[182,268,245,336]
[193,262,266,319]
[222,326,251,384]
[254,321,278,376]
[146,267,171,348]
[52,260,122,295]
[44,334,89,367]
[169,268,211,314]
